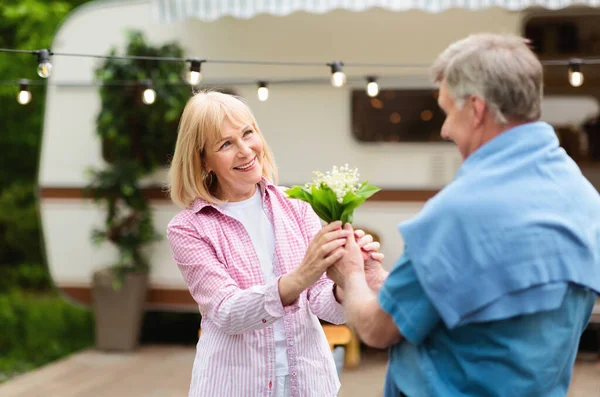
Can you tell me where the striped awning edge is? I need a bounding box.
[151,0,600,23]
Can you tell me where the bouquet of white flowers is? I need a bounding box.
[285,164,380,224]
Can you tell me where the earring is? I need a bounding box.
[202,172,212,187]
[203,171,215,187]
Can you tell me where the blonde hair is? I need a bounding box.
[431,33,543,124]
[168,91,278,208]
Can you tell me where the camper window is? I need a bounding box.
[351,89,446,143]
[524,11,600,166]
[524,13,600,93]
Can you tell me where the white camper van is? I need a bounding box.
[39,0,600,311]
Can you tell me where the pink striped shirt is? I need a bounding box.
[167,178,345,397]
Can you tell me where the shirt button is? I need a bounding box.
[261,319,267,323]
[292,371,297,377]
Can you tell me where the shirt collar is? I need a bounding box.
[190,176,276,213]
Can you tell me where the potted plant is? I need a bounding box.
[86,30,189,351]
[86,162,159,351]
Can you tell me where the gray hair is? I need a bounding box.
[431,33,543,124]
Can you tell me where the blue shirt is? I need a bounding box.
[397,122,600,328]
[378,253,597,397]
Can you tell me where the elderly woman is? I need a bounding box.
[167,91,382,397]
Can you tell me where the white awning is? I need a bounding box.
[152,0,600,23]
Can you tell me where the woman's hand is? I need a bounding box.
[279,221,350,305]
[364,251,387,291]
[353,229,381,260]
[295,221,351,285]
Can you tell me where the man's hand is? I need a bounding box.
[326,223,364,289]
[348,229,388,291]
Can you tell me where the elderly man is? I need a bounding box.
[329,33,600,396]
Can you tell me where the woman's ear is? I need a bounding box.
[200,155,211,174]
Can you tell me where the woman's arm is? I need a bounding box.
[168,219,348,334]
[168,221,296,335]
[293,204,347,324]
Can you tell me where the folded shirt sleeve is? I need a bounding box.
[457,282,568,326]
[378,251,571,338]
[377,252,441,345]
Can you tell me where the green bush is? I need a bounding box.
[0,263,52,293]
[0,291,93,383]
[0,0,90,269]
[0,0,96,382]
[0,181,44,268]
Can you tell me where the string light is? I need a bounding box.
[17,79,31,105]
[142,81,156,105]
[257,81,269,101]
[185,59,203,86]
[366,76,379,97]
[1,47,600,92]
[328,61,346,87]
[36,49,53,78]
[568,59,584,87]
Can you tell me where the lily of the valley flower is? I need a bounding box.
[287,164,380,224]
[307,164,360,203]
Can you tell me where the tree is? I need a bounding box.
[0,0,92,288]
[87,30,190,288]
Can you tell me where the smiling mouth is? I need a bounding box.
[234,156,257,170]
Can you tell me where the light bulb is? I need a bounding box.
[569,70,583,87]
[568,61,584,87]
[17,80,31,105]
[142,88,156,104]
[329,61,346,87]
[257,82,269,101]
[185,60,203,86]
[331,71,346,87]
[37,62,52,78]
[186,70,203,86]
[17,89,31,105]
[36,50,52,78]
[366,77,379,97]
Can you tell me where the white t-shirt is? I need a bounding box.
[219,187,290,376]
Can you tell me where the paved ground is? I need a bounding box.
[0,346,598,396]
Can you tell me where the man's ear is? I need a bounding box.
[471,96,487,127]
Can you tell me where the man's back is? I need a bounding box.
[387,281,596,397]
[370,34,600,397]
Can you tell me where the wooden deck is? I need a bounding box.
[0,346,598,396]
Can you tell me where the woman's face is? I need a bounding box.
[203,118,264,202]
